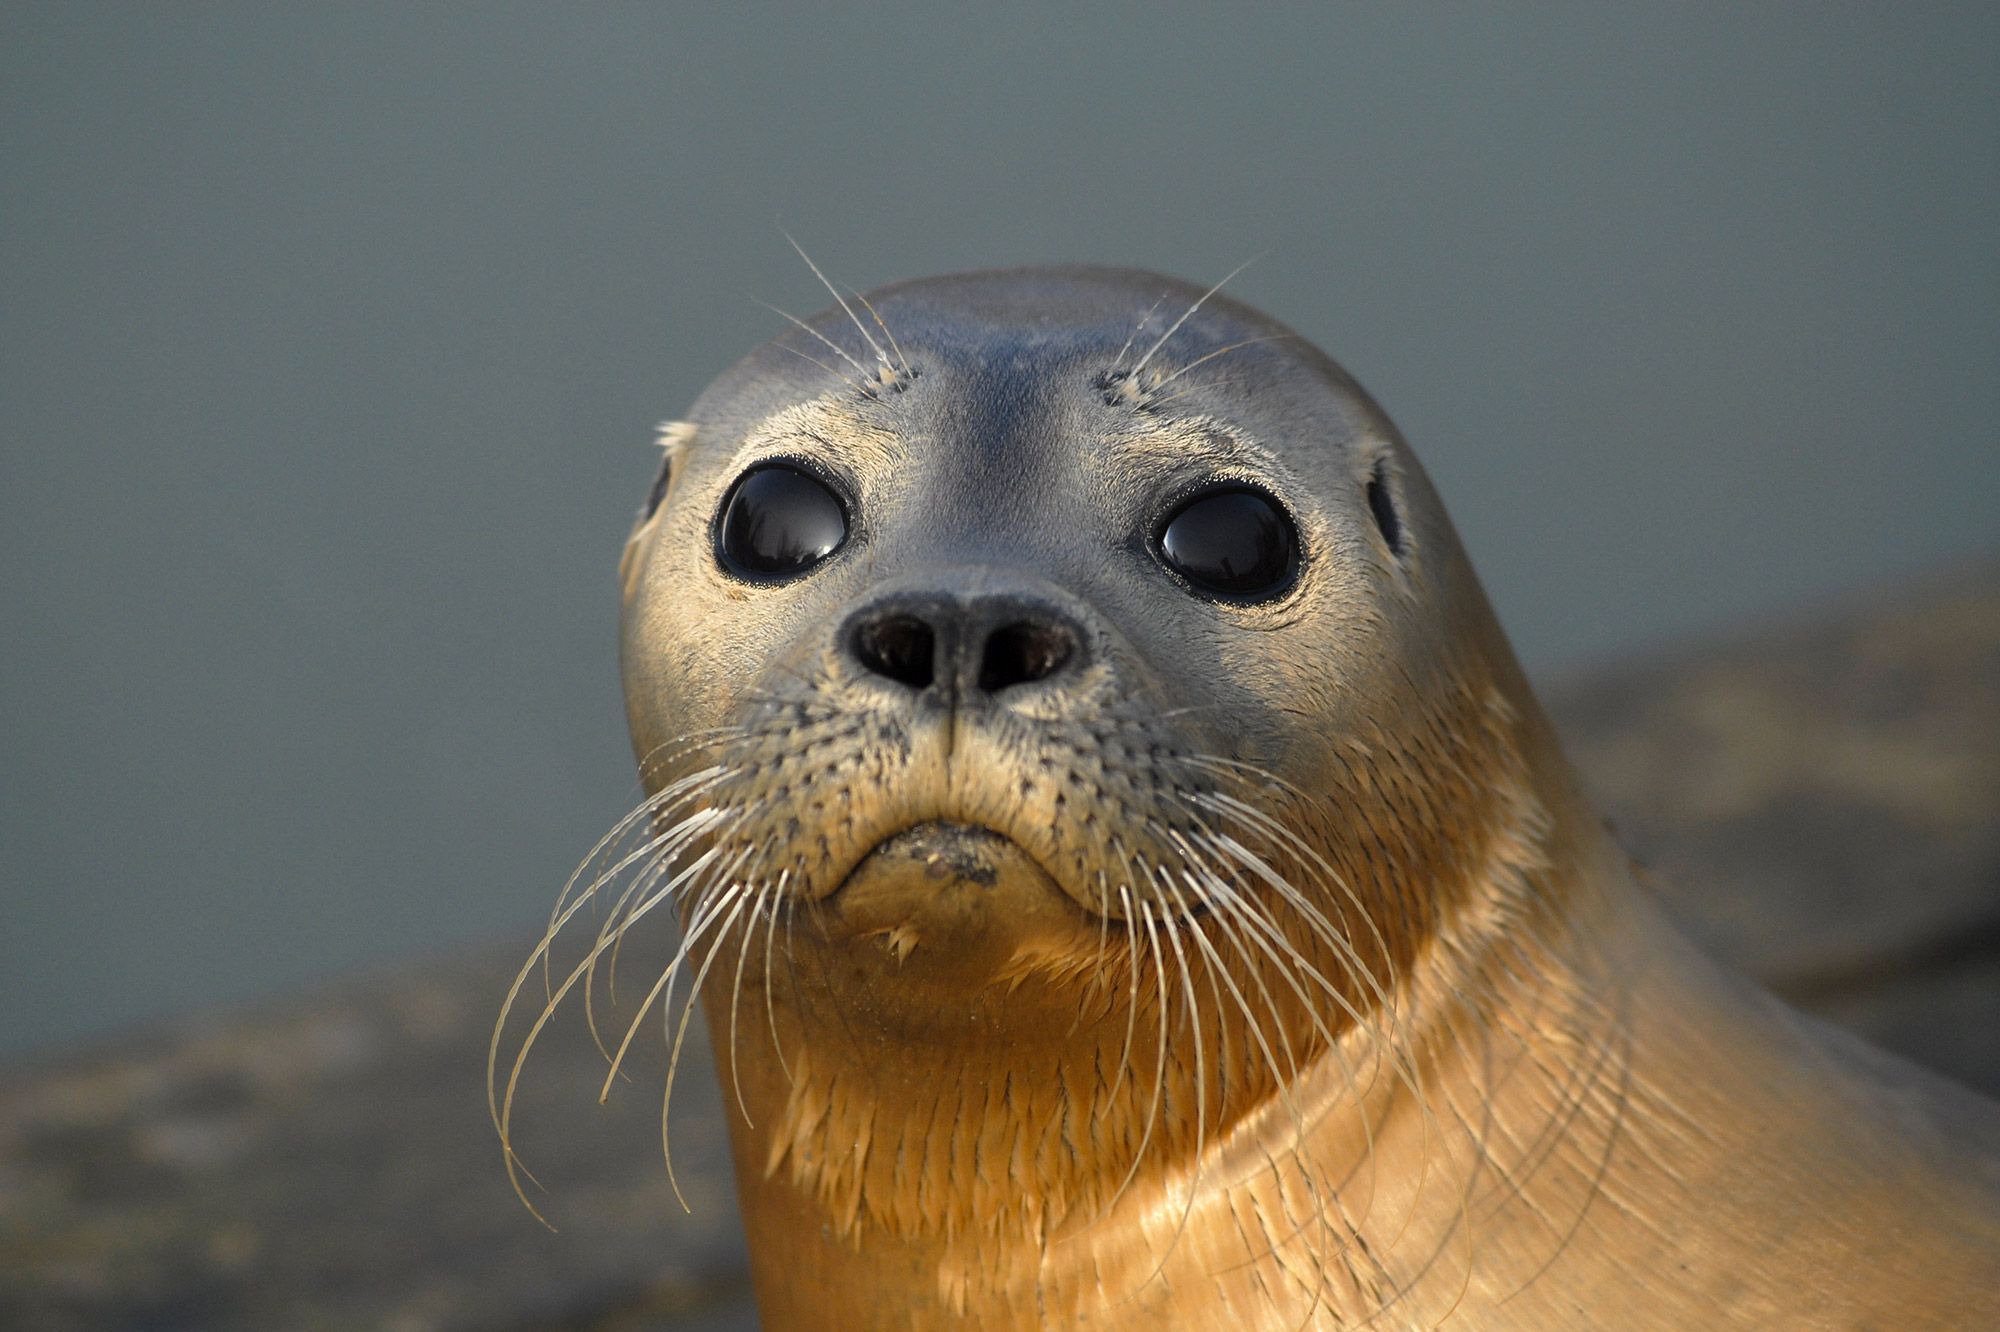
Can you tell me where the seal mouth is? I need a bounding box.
[854,820,1013,888]
[831,819,1205,927]
[812,818,1108,965]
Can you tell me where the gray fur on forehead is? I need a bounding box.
[688,265,1392,449]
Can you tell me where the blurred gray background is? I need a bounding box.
[4,3,1996,1062]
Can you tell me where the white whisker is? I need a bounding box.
[781,230,892,369]
[1127,258,1258,379]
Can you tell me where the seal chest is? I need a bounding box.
[499,265,2000,1330]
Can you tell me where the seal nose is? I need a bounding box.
[846,594,1083,698]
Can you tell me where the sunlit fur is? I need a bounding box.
[495,265,2000,1329]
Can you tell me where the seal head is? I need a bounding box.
[608,266,1580,1308]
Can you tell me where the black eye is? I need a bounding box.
[716,463,848,579]
[1155,486,1298,599]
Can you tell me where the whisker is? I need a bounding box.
[1111,292,1170,371]
[661,872,762,1210]
[762,867,795,1083]
[1166,848,1303,1127]
[589,775,738,1053]
[781,230,892,368]
[1145,334,1297,396]
[754,299,875,388]
[1127,257,1259,380]
[493,795,730,1132]
[770,339,861,389]
[848,284,912,376]
[1178,774,1408,1022]
[1104,888,1174,1212]
[726,882,775,1126]
[597,844,755,1105]
[1104,874,1145,1107]
[543,740,740,1002]
[489,816,743,1227]
[1149,866,1208,1260]
[599,776,739,990]
[1164,781,1451,1257]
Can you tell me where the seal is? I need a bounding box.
[494,266,2000,1329]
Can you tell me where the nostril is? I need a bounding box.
[854,614,936,690]
[979,621,1075,693]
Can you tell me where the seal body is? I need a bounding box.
[589,268,2000,1328]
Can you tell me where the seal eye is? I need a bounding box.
[1155,486,1298,599]
[716,463,848,579]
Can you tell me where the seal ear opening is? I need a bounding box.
[640,451,674,521]
[1365,457,1405,557]
[640,420,699,522]
[622,421,698,600]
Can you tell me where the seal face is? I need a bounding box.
[497,267,2000,1330]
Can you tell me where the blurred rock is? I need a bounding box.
[1549,559,2000,1091]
